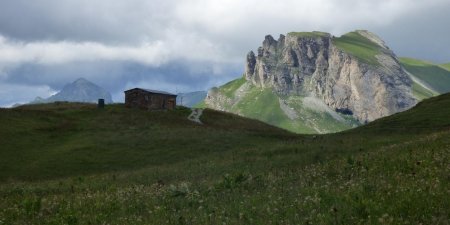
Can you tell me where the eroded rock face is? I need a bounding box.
[244,31,416,122]
[205,87,233,111]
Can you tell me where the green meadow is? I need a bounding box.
[1,93,450,224]
[332,31,383,66]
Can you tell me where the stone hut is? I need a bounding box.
[124,88,177,110]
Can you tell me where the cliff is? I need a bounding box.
[243,30,416,123]
[204,30,422,133]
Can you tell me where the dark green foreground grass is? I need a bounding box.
[1,94,450,224]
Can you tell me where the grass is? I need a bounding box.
[235,87,289,125]
[412,81,437,101]
[217,76,246,98]
[193,100,207,108]
[400,57,433,67]
[213,80,315,133]
[287,31,329,38]
[282,95,359,133]
[0,103,291,181]
[349,92,450,134]
[440,62,450,71]
[332,31,382,66]
[208,79,357,134]
[229,87,319,133]
[1,94,450,224]
[400,57,450,94]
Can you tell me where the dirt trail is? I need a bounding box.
[188,108,203,124]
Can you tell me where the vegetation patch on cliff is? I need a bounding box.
[217,76,247,98]
[332,31,383,66]
[287,31,329,38]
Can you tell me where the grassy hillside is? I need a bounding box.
[225,85,317,133]
[332,31,383,66]
[0,103,291,181]
[217,77,247,98]
[1,94,449,224]
[400,57,450,94]
[411,81,436,101]
[348,92,450,134]
[204,78,358,134]
[441,62,450,71]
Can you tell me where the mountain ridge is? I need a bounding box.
[399,57,450,96]
[204,30,423,133]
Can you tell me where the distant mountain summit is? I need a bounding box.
[31,78,113,104]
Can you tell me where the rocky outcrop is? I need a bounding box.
[205,87,233,111]
[244,30,416,122]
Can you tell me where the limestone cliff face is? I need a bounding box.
[244,30,416,122]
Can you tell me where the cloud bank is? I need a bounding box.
[0,0,449,106]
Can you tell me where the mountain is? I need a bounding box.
[399,57,450,100]
[1,93,449,224]
[205,30,421,133]
[30,78,113,104]
[176,91,207,107]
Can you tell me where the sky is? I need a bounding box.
[0,0,449,106]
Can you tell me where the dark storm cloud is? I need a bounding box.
[4,60,240,93]
[0,0,172,43]
[1,60,241,106]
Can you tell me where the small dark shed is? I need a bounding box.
[124,88,177,110]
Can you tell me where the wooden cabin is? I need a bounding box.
[124,88,177,110]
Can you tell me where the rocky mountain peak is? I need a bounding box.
[355,30,389,49]
[30,78,113,104]
[278,34,286,43]
[245,51,257,78]
[243,30,416,122]
[263,35,277,47]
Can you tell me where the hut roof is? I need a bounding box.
[124,88,177,96]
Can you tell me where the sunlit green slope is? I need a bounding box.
[400,57,450,100]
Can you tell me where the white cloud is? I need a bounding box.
[0,0,448,71]
[0,36,169,66]
[0,31,240,74]
[173,0,447,36]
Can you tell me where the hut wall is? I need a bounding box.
[125,90,176,110]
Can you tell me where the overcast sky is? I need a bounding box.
[0,0,449,106]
